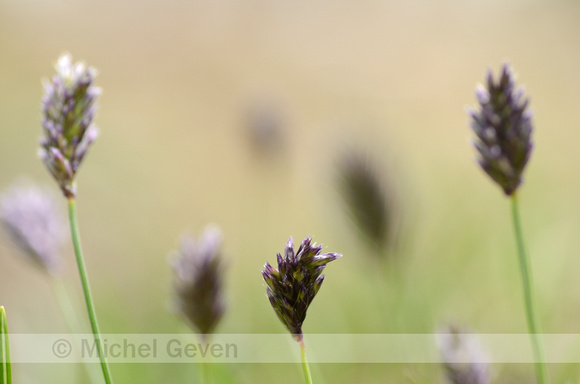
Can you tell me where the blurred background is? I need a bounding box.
[1,0,580,383]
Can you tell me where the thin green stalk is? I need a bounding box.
[50,276,102,384]
[298,338,313,384]
[198,336,213,384]
[511,194,548,384]
[0,307,12,384]
[199,360,211,384]
[68,198,114,384]
[50,276,84,334]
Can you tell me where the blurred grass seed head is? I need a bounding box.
[170,225,226,339]
[262,236,341,341]
[436,325,491,384]
[244,101,286,156]
[469,64,533,196]
[39,54,100,198]
[0,180,67,275]
[337,150,395,253]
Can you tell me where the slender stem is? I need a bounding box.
[68,198,114,384]
[198,336,212,384]
[1,307,11,384]
[298,338,313,384]
[50,276,102,384]
[199,361,211,384]
[510,194,548,384]
[50,276,84,333]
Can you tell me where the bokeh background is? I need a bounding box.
[1,1,580,383]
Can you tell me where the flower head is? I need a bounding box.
[39,54,101,198]
[171,226,226,339]
[337,149,395,252]
[262,236,341,341]
[0,180,66,275]
[244,101,286,156]
[469,64,533,196]
[436,325,491,384]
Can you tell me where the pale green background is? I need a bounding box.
[1,1,580,383]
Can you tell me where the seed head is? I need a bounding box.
[337,150,394,252]
[436,325,491,384]
[244,101,286,156]
[171,226,226,339]
[262,236,341,341]
[469,64,533,196]
[0,180,66,275]
[39,54,101,198]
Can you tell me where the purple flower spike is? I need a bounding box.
[0,180,66,275]
[469,64,533,195]
[262,236,341,341]
[39,54,101,198]
[171,225,226,340]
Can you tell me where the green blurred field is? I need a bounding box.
[1,1,580,383]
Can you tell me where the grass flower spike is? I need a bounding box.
[40,54,100,199]
[171,226,226,384]
[338,150,394,253]
[39,54,113,384]
[262,236,341,341]
[469,64,533,196]
[0,180,66,275]
[171,226,226,339]
[469,65,547,384]
[262,236,340,384]
[436,325,490,384]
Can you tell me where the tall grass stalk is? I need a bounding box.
[50,276,102,384]
[50,276,83,336]
[68,198,113,384]
[469,64,547,382]
[194,331,214,384]
[199,362,211,384]
[511,194,547,384]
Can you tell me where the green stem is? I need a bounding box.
[68,198,114,384]
[50,276,84,334]
[198,336,212,384]
[298,338,313,384]
[50,276,102,384]
[199,361,211,384]
[1,307,11,384]
[511,194,548,384]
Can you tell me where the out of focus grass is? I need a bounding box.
[1,1,580,383]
